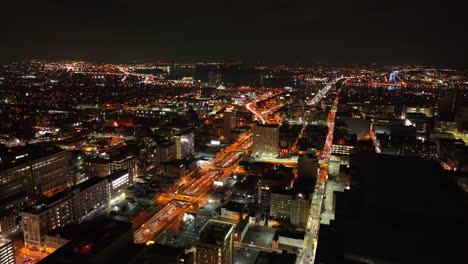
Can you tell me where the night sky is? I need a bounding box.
[2,0,466,66]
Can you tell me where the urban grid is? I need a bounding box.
[0,1,467,264]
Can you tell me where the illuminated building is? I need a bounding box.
[83,154,136,180]
[401,106,433,119]
[0,238,15,264]
[223,108,236,140]
[270,191,291,220]
[21,177,110,250]
[0,146,70,201]
[154,141,177,163]
[0,207,18,234]
[108,171,129,201]
[270,190,310,229]
[290,195,310,229]
[196,220,234,264]
[220,201,245,223]
[253,123,280,159]
[331,144,354,155]
[258,168,293,205]
[174,130,195,159]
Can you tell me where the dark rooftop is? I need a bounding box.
[222,201,245,213]
[0,143,64,171]
[198,221,234,246]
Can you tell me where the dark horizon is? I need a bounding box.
[2,0,467,67]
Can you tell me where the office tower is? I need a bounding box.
[0,145,70,200]
[175,130,195,159]
[270,191,292,220]
[0,238,15,264]
[21,177,110,250]
[223,108,236,140]
[289,194,311,229]
[196,220,234,264]
[154,141,177,163]
[252,123,280,159]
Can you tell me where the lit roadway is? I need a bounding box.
[245,90,283,124]
[133,95,285,245]
[134,201,190,244]
[133,133,251,244]
[246,102,267,124]
[298,79,343,264]
[308,82,334,106]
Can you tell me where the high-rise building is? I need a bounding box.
[21,177,110,250]
[270,191,292,220]
[0,145,70,200]
[0,238,15,264]
[174,130,195,159]
[154,141,177,163]
[196,220,234,264]
[290,194,311,229]
[223,108,236,140]
[253,123,280,159]
[270,190,311,229]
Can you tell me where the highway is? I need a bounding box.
[133,132,250,244]
[246,102,267,124]
[133,91,291,245]
[134,201,190,244]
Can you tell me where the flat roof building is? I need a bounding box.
[196,220,235,264]
[253,123,279,159]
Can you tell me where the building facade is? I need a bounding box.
[0,149,70,201]
[0,238,15,264]
[21,177,110,250]
[223,109,236,140]
[252,123,280,159]
[196,220,234,264]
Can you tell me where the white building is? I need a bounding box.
[252,123,280,159]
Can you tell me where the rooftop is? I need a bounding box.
[198,220,234,246]
[0,143,64,171]
[222,201,245,213]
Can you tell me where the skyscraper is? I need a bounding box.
[196,220,234,264]
[223,108,236,140]
[253,123,280,159]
